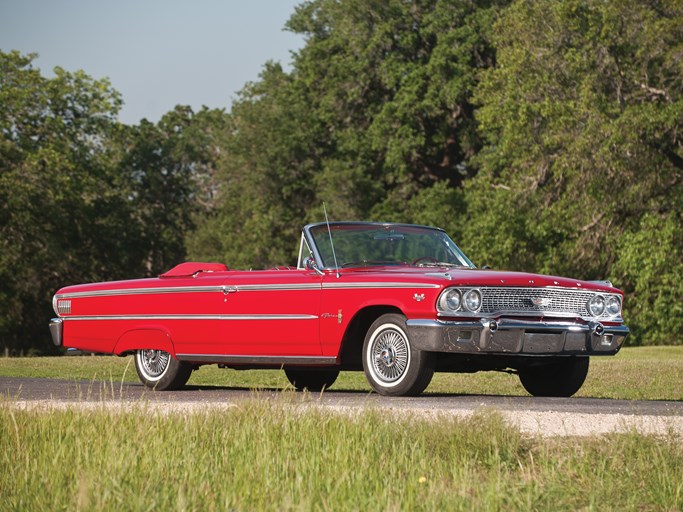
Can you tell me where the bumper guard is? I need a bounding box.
[49,318,63,347]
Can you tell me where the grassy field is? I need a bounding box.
[1,347,681,510]
[1,401,682,511]
[1,346,682,401]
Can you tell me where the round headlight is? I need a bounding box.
[605,295,621,316]
[443,289,462,311]
[587,295,605,316]
[464,289,482,312]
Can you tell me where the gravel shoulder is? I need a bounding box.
[3,376,682,438]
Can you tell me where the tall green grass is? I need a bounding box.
[1,400,681,511]
[1,346,682,400]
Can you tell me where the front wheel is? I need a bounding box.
[518,357,589,397]
[134,349,192,390]
[362,313,434,396]
[284,368,340,391]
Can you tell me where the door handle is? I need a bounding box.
[222,286,238,301]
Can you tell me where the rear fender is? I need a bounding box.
[113,329,176,357]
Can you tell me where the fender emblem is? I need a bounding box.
[413,293,425,302]
[321,310,343,324]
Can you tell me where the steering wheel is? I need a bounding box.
[411,256,439,266]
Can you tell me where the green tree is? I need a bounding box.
[186,62,322,268]
[289,0,505,230]
[118,106,226,275]
[466,0,682,343]
[613,213,682,344]
[0,51,224,352]
[0,50,125,352]
[188,0,507,266]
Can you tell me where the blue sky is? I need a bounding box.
[0,0,305,124]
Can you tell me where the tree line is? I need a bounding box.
[1,0,681,352]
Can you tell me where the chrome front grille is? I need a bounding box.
[480,287,597,318]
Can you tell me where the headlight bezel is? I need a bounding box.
[587,294,606,317]
[437,287,482,315]
[605,295,622,318]
[463,289,482,312]
[442,288,462,311]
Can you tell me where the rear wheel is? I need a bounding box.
[134,349,192,390]
[362,313,434,396]
[284,368,340,391]
[518,357,589,397]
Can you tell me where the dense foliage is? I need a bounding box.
[0,51,223,352]
[467,0,683,343]
[1,0,681,351]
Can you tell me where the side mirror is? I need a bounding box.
[304,257,324,275]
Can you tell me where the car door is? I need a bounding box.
[220,269,323,356]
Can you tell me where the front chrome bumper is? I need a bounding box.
[49,318,63,346]
[406,318,629,355]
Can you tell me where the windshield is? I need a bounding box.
[308,223,475,269]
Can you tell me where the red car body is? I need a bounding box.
[50,222,629,397]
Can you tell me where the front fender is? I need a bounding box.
[113,329,176,356]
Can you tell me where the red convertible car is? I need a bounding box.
[50,222,629,397]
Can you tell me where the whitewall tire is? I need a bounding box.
[362,313,434,396]
[134,349,192,390]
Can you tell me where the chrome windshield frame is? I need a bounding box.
[302,222,475,271]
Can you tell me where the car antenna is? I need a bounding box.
[324,203,341,278]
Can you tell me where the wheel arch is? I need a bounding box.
[338,305,404,370]
[113,328,176,357]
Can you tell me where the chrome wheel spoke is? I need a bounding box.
[371,328,409,383]
[140,349,170,378]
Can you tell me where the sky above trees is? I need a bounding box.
[0,0,304,124]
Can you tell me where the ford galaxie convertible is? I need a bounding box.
[50,222,629,397]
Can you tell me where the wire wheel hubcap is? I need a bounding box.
[371,328,409,383]
[139,349,170,378]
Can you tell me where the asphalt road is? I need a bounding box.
[4,376,683,436]
[2,376,681,417]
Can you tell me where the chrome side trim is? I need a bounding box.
[322,282,440,290]
[239,282,438,291]
[176,354,338,366]
[56,284,318,300]
[234,283,321,291]
[56,281,438,300]
[56,286,224,299]
[62,314,318,321]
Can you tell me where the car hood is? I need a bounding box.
[339,266,621,294]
